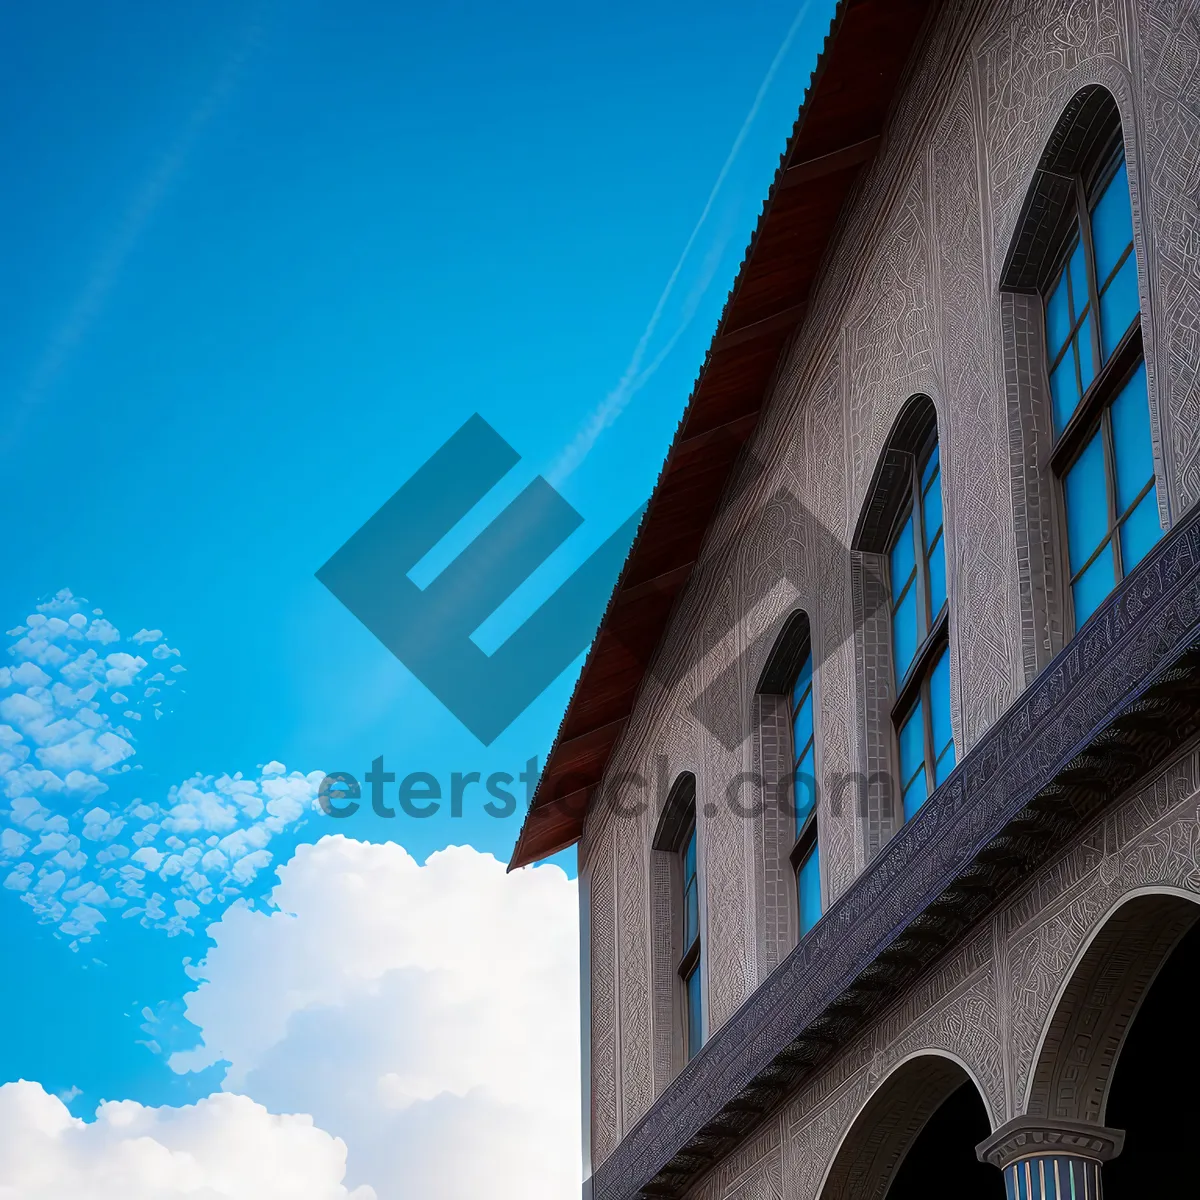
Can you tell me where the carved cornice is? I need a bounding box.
[595,503,1200,1200]
[976,1117,1125,1170]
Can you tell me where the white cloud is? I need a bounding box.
[0,591,320,946]
[1,827,30,856]
[171,837,580,1200]
[0,1081,375,1200]
[36,728,135,774]
[85,618,121,644]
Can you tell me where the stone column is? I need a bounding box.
[976,1117,1124,1199]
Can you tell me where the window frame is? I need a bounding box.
[888,429,949,722]
[676,816,702,1061]
[786,646,820,936]
[1042,142,1152,634]
[753,609,823,941]
[888,430,952,820]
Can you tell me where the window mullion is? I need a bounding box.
[921,675,936,800]
[910,459,929,638]
[1102,408,1124,583]
[1075,177,1104,380]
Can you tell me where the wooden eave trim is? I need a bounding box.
[777,135,882,189]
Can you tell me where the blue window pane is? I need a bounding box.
[1120,487,1161,572]
[921,443,940,491]
[798,842,821,936]
[683,828,696,886]
[791,653,812,710]
[929,647,953,764]
[1100,254,1139,359]
[1091,160,1133,288]
[903,766,928,822]
[683,880,698,949]
[793,748,815,830]
[1072,542,1115,627]
[1068,240,1089,320]
[934,739,956,787]
[1063,431,1108,574]
[927,534,947,618]
[1110,362,1153,514]
[685,963,702,1058]
[1077,313,1096,394]
[898,701,925,792]
[890,513,916,601]
[1045,272,1072,359]
[892,588,919,681]
[1050,350,1081,435]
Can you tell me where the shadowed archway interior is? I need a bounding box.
[1027,894,1199,1125]
[1104,912,1200,1194]
[887,1081,1001,1199]
[819,1055,1002,1200]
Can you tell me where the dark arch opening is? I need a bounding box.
[852,393,938,553]
[1001,84,1123,291]
[886,1081,1002,1199]
[1104,912,1200,1194]
[1027,893,1198,1124]
[651,771,696,852]
[819,1056,1002,1200]
[756,608,811,695]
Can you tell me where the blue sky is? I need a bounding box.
[0,2,835,1194]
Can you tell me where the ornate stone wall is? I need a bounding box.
[582,0,1200,1174]
[682,744,1200,1199]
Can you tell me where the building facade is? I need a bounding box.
[511,0,1200,1196]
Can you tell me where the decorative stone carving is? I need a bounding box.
[976,1115,1125,1169]
[616,793,654,1131]
[1006,755,1200,1112]
[589,825,620,1167]
[584,1,1200,1192]
[976,0,1129,270]
[929,63,1019,749]
[1132,0,1200,511]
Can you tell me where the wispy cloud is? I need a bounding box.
[0,589,318,948]
[547,0,817,486]
[2,13,265,455]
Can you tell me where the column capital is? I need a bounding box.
[975,1116,1125,1170]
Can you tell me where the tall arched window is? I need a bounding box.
[790,648,821,935]
[652,772,702,1063]
[853,395,956,841]
[1046,148,1159,626]
[888,431,954,821]
[1002,87,1161,636]
[679,817,702,1059]
[756,609,822,940]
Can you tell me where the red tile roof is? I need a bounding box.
[510,0,937,869]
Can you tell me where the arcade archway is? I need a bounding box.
[818,1054,1002,1200]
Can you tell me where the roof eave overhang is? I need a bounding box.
[510,0,940,870]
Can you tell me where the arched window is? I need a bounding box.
[652,773,702,1062]
[757,609,823,939]
[852,395,956,841]
[888,430,954,821]
[790,650,821,935]
[1002,87,1161,633]
[1047,149,1158,626]
[679,819,702,1058]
